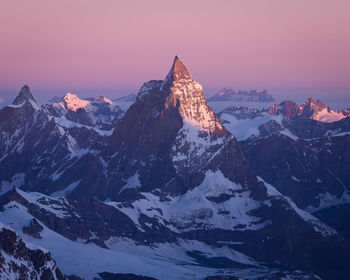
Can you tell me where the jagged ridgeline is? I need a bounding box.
[0,56,350,279]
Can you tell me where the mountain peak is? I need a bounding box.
[301,97,326,111]
[60,92,90,111]
[163,55,192,85]
[307,96,316,103]
[12,85,40,108]
[134,56,225,134]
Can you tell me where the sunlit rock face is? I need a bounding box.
[75,55,257,201]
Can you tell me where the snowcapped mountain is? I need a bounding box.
[0,86,110,197]
[0,58,350,279]
[45,92,124,130]
[76,55,257,201]
[269,97,350,123]
[208,88,274,102]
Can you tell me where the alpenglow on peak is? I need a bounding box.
[163,55,193,85]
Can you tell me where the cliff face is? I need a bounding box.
[69,56,256,201]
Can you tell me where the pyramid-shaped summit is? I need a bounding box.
[164,55,192,83]
[12,85,40,106]
[75,56,254,201]
[135,56,225,134]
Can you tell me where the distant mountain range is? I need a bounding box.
[208,88,275,102]
[0,57,349,280]
[268,97,349,123]
[113,93,137,102]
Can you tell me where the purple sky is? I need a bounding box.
[0,0,349,105]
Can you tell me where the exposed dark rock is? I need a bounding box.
[204,276,239,280]
[66,275,84,280]
[22,218,43,239]
[314,203,350,241]
[186,250,252,269]
[206,194,234,203]
[0,226,66,279]
[268,100,299,119]
[98,272,157,280]
[85,238,109,249]
[241,133,350,210]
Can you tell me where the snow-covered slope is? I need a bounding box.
[0,222,66,280]
[0,199,250,280]
[311,107,348,122]
[0,187,328,280]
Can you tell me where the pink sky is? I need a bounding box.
[0,0,349,101]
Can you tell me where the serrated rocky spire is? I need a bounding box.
[162,56,225,134]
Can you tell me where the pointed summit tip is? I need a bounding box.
[21,85,30,93]
[308,96,316,103]
[12,85,40,106]
[164,55,192,84]
[171,55,186,70]
[173,55,181,64]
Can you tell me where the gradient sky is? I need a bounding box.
[0,0,349,105]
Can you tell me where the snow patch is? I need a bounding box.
[51,180,81,197]
[119,173,141,194]
[305,191,350,213]
[312,108,346,123]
